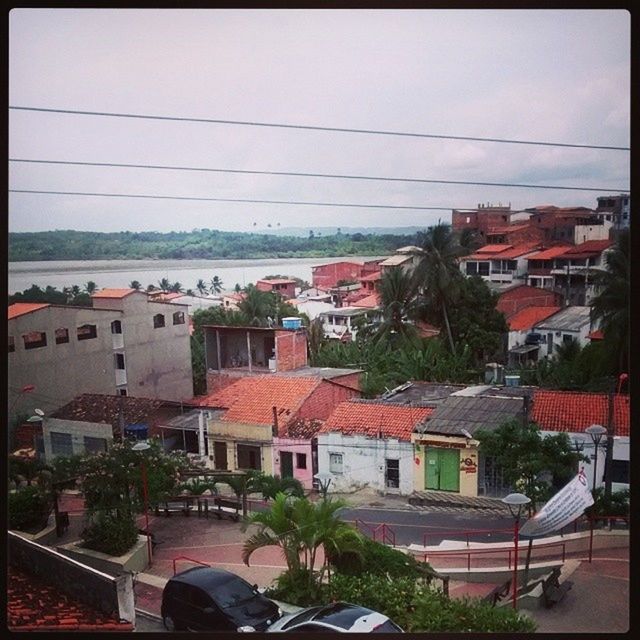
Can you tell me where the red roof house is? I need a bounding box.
[508,306,561,331]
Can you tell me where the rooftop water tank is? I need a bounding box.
[282,317,302,330]
[505,375,521,387]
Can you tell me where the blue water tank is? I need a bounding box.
[124,424,148,440]
[282,317,302,330]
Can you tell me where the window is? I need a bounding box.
[153,313,165,328]
[55,328,70,344]
[506,260,518,271]
[111,320,122,334]
[114,353,126,369]
[466,262,478,276]
[23,331,47,350]
[385,459,400,489]
[118,388,128,396]
[172,311,185,325]
[562,334,574,345]
[9,336,15,353]
[329,453,343,474]
[478,262,490,276]
[84,436,107,454]
[237,444,262,470]
[296,453,307,469]
[77,324,97,341]
[51,432,73,456]
[611,459,629,484]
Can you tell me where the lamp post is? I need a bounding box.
[314,472,333,499]
[132,441,152,566]
[501,492,531,609]
[585,424,607,493]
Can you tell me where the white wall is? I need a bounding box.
[317,432,415,495]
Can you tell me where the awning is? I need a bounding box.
[510,344,540,354]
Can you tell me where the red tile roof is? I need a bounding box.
[320,401,433,441]
[352,293,381,308]
[491,243,541,259]
[564,240,612,254]
[466,243,539,260]
[526,245,573,261]
[532,390,629,437]
[508,306,561,331]
[91,288,137,299]
[8,303,50,320]
[197,376,320,425]
[587,329,604,340]
[476,244,512,253]
[8,566,133,631]
[257,278,296,285]
[487,223,531,234]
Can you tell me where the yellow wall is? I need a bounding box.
[411,433,480,497]
[207,419,273,474]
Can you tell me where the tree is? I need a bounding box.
[169,281,184,293]
[476,419,585,511]
[307,318,328,366]
[412,222,462,353]
[196,279,208,296]
[238,285,274,326]
[590,229,629,373]
[84,281,97,295]
[210,276,224,294]
[374,268,418,344]
[158,277,171,292]
[129,280,142,290]
[242,494,363,592]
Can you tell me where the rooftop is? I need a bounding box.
[379,254,412,266]
[508,306,562,331]
[532,390,629,437]
[380,381,466,405]
[533,306,592,331]
[257,278,297,285]
[320,400,433,441]
[351,293,381,308]
[320,307,371,317]
[526,245,574,261]
[8,302,50,320]
[91,288,137,299]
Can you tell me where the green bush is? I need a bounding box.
[265,568,323,607]
[586,487,630,518]
[81,513,139,556]
[9,486,52,532]
[410,591,536,633]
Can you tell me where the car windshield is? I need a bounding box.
[214,577,257,609]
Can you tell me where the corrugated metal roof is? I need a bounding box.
[379,255,412,266]
[533,306,592,331]
[415,395,525,435]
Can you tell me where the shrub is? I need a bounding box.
[410,591,536,633]
[81,513,139,556]
[265,568,323,607]
[9,486,52,532]
[586,487,630,518]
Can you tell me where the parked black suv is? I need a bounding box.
[161,567,282,632]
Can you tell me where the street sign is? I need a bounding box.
[520,471,593,538]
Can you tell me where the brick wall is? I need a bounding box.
[275,330,308,371]
[452,210,478,231]
[497,286,563,318]
[206,371,246,395]
[329,372,361,391]
[296,380,361,421]
[311,262,364,288]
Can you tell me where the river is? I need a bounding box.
[8,256,382,295]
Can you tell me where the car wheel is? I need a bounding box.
[163,614,182,631]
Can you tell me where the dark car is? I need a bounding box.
[161,567,282,632]
[265,602,404,633]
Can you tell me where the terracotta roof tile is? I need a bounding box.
[587,329,604,340]
[532,390,629,437]
[8,303,50,319]
[526,245,573,260]
[508,306,561,331]
[198,376,320,425]
[351,293,381,308]
[476,244,513,253]
[91,288,137,299]
[257,278,296,285]
[320,400,433,441]
[8,567,133,631]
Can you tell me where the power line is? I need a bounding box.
[9,189,459,212]
[9,105,630,152]
[9,158,627,193]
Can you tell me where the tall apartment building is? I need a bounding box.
[8,289,193,417]
[596,194,630,230]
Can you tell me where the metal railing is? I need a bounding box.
[423,527,512,548]
[374,523,396,547]
[172,555,210,575]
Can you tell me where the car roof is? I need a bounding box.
[169,567,242,588]
[311,603,382,629]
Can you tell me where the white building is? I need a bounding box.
[532,306,594,358]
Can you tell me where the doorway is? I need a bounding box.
[385,459,400,489]
[425,447,460,492]
[280,451,294,478]
[213,442,228,470]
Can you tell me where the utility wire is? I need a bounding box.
[9,158,627,193]
[9,105,630,151]
[9,189,459,212]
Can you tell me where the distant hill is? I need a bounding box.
[258,226,427,237]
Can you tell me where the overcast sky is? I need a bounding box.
[9,9,630,233]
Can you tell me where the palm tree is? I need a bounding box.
[196,279,208,296]
[457,228,481,256]
[412,222,462,353]
[374,268,418,344]
[70,285,81,299]
[186,288,195,296]
[158,277,171,292]
[210,276,224,294]
[234,283,242,293]
[238,285,273,326]
[169,281,184,293]
[242,494,362,589]
[62,286,73,303]
[84,281,97,295]
[146,284,157,292]
[129,280,142,290]
[307,318,328,365]
[590,229,629,373]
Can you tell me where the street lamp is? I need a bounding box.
[585,424,607,493]
[501,492,531,609]
[314,472,333,499]
[132,441,152,566]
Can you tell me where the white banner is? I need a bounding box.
[519,471,593,538]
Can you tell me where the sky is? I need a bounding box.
[9,9,630,233]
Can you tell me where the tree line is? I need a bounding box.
[8,228,418,261]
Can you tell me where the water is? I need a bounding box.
[8,256,382,295]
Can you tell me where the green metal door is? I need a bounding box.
[425,448,460,492]
[280,451,294,478]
